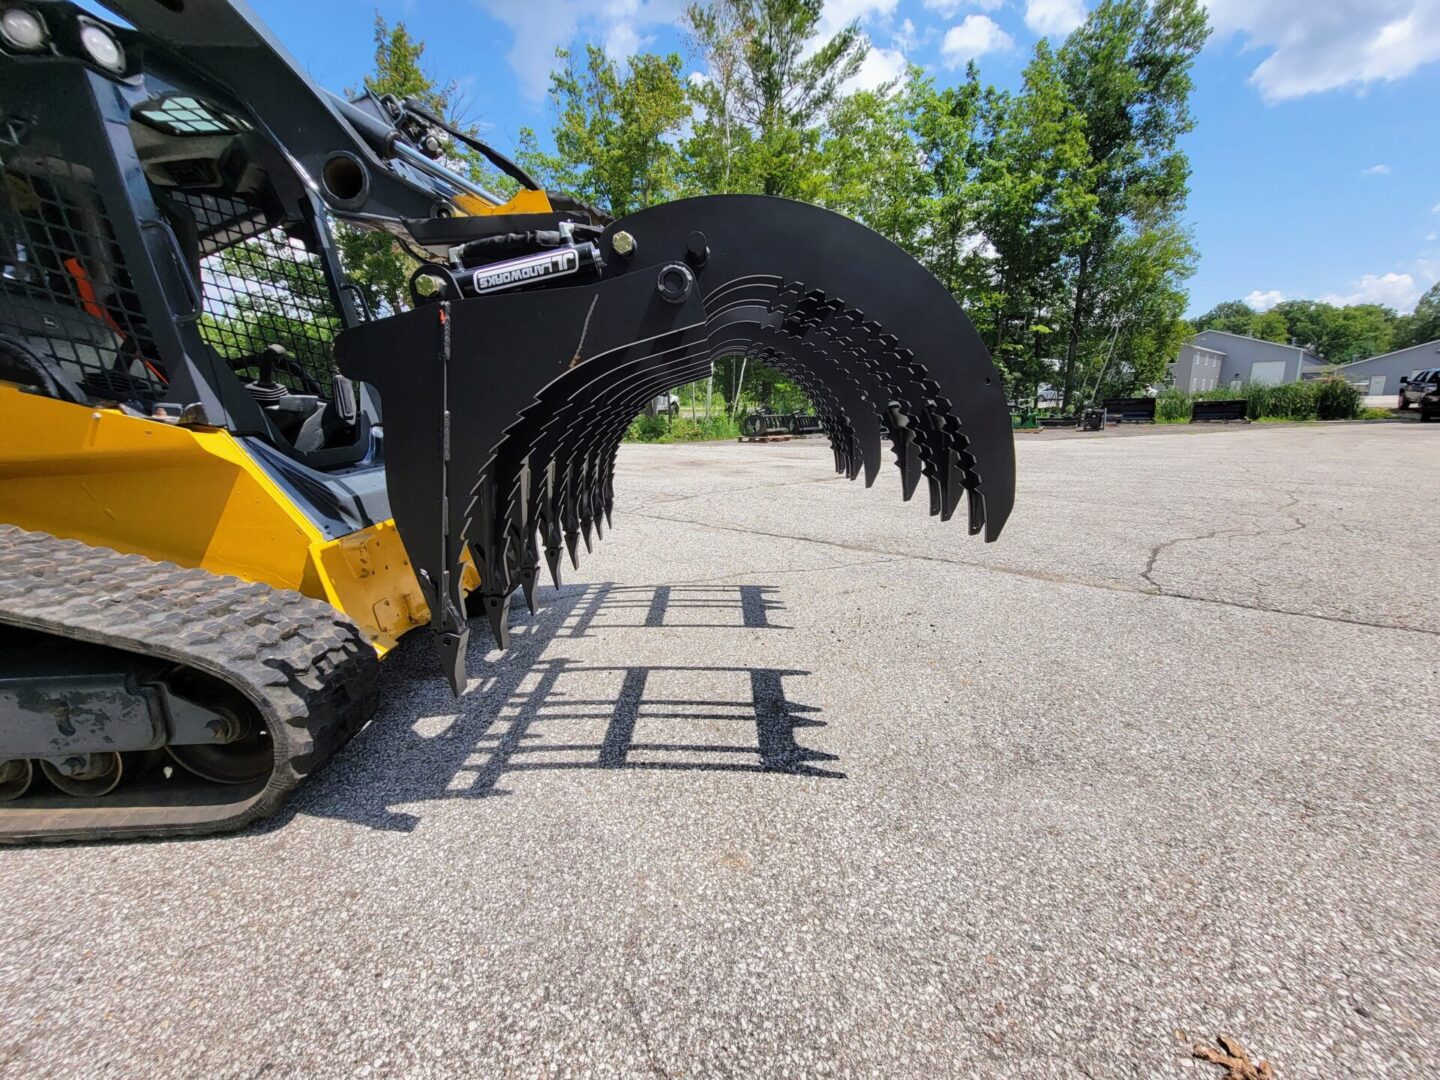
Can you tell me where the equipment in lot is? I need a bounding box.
[0,0,1014,842]
[1190,399,1249,423]
[1037,412,1078,429]
[1099,397,1157,424]
[741,411,823,438]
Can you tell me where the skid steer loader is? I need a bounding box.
[0,0,1015,842]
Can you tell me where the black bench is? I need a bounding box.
[1190,399,1249,423]
[1100,397,1157,423]
[1037,414,1078,429]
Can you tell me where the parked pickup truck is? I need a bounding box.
[1398,369,1440,421]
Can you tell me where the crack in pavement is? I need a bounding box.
[629,510,1439,638]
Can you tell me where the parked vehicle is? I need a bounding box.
[1397,370,1440,419]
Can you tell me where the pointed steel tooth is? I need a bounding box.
[565,530,580,569]
[939,448,965,521]
[581,517,594,553]
[544,543,563,588]
[483,591,512,649]
[437,628,469,696]
[519,564,539,614]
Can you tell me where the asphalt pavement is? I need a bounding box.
[2,422,1437,1078]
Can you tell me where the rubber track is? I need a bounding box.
[0,525,380,843]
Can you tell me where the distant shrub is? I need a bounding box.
[625,413,669,442]
[624,410,740,443]
[1312,377,1362,420]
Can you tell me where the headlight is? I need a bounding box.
[78,18,124,73]
[0,7,47,52]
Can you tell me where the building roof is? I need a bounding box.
[1325,339,1440,371]
[1192,328,1324,365]
[1183,341,1227,356]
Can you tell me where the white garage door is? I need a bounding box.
[1250,360,1287,386]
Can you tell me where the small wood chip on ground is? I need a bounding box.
[1193,1034,1276,1079]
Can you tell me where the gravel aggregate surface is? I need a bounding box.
[2,423,1437,1079]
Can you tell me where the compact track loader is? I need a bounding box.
[0,0,1015,841]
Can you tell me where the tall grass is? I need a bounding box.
[1154,378,1362,423]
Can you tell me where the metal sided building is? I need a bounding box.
[1171,330,1328,393]
[1313,339,1440,398]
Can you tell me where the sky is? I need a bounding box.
[228,0,1440,317]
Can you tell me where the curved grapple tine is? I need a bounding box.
[336,195,1013,693]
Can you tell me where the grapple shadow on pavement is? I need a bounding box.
[275,581,842,834]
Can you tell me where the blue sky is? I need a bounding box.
[240,0,1440,317]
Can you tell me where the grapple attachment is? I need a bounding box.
[336,195,1015,692]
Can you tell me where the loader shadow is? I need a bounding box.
[285,582,840,834]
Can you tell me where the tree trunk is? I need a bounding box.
[1062,247,1091,409]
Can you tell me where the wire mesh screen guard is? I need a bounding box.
[0,118,166,402]
[174,190,341,396]
[336,195,1016,694]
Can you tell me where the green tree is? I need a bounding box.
[683,0,867,198]
[1268,299,1398,362]
[906,69,985,299]
[1253,308,1289,343]
[1192,299,1258,335]
[1398,280,1440,347]
[820,76,931,253]
[1055,0,1210,406]
[970,41,1097,393]
[1324,303,1395,362]
[524,46,691,216]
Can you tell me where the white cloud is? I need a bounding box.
[941,15,1014,67]
[925,0,1005,15]
[1361,163,1391,176]
[1321,271,1423,312]
[1245,289,1287,311]
[817,0,901,39]
[1025,0,1087,37]
[1205,0,1440,102]
[894,17,920,51]
[603,21,644,71]
[472,0,686,101]
[479,0,918,99]
[845,40,910,92]
[1433,201,1440,214]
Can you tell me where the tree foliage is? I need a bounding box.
[333,2,1240,416]
[682,0,866,198]
[523,46,691,216]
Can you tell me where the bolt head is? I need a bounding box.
[612,230,637,257]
